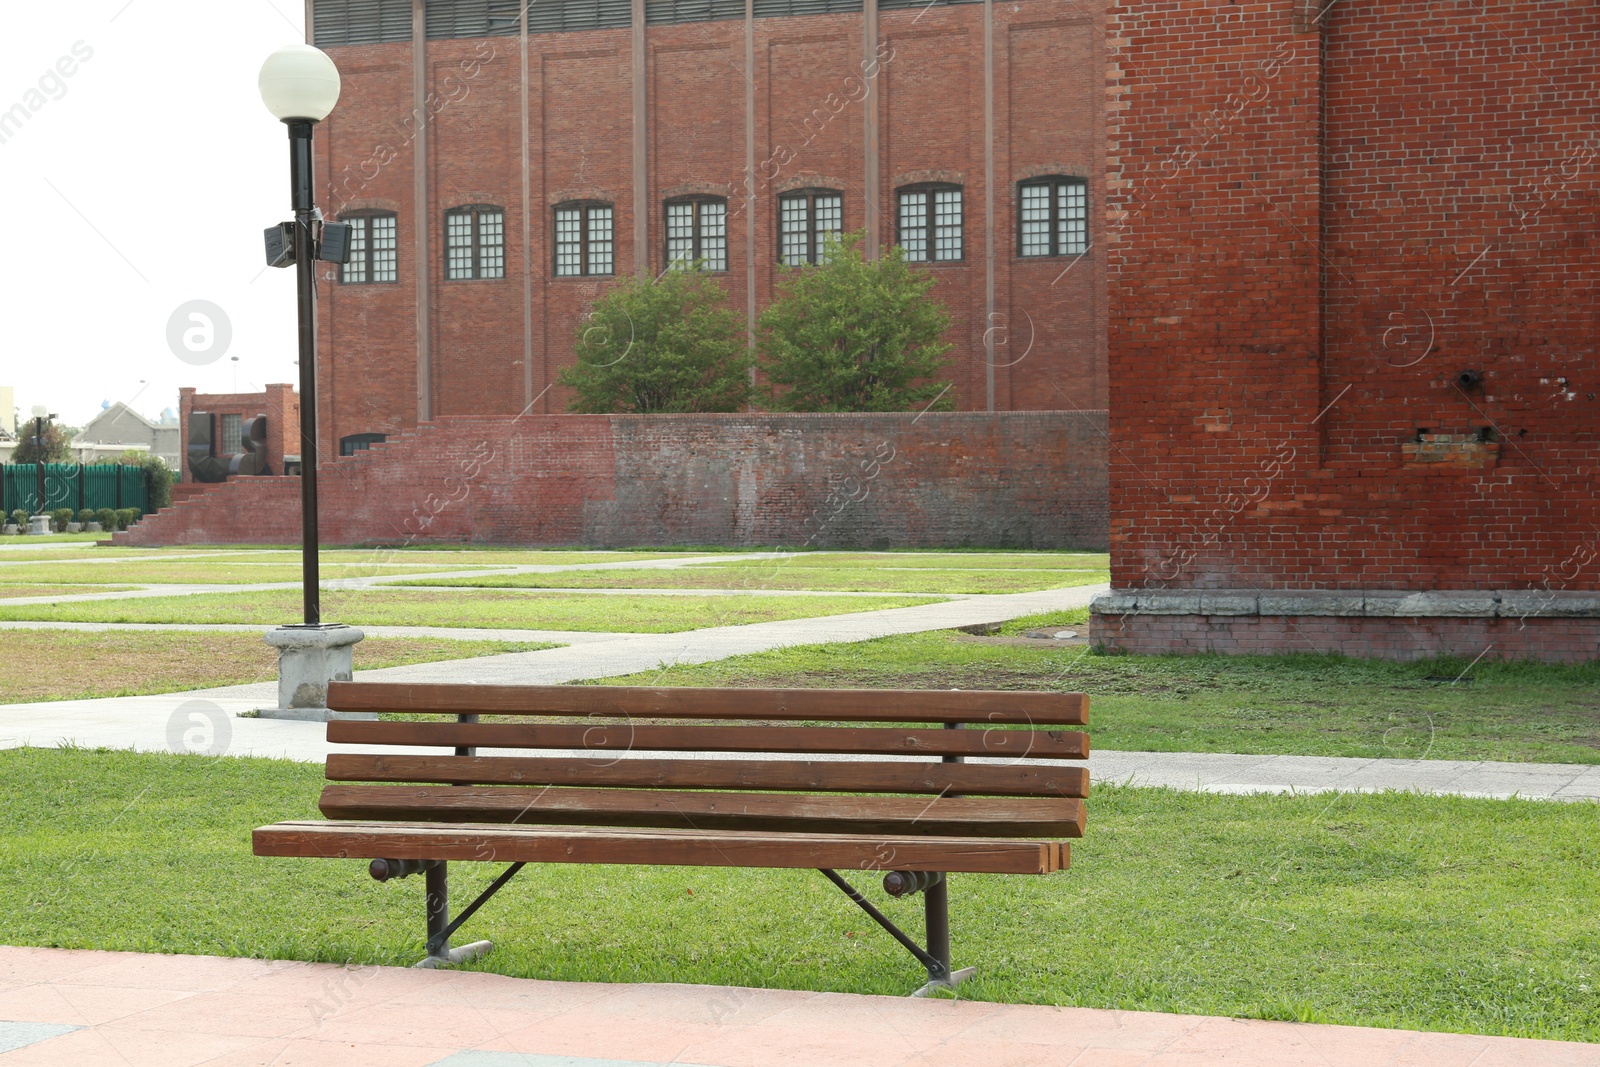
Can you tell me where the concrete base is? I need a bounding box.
[259,624,372,722]
[28,515,50,536]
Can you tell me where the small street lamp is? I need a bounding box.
[258,43,341,626]
[29,404,56,518]
[256,43,363,721]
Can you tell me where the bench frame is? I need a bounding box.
[255,682,1088,994]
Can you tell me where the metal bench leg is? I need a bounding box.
[819,868,976,996]
[413,861,496,969]
[911,874,975,998]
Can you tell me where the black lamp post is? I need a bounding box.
[29,405,56,515]
[259,44,342,626]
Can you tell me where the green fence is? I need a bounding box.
[0,463,149,517]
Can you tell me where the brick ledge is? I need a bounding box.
[1091,589,1600,619]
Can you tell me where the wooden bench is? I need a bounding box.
[253,680,1089,994]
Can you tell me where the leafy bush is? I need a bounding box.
[9,509,27,530]
[758,232,954,412]
[114,508,138,531]
[95,508,116,531]
[10,421,71,464]
[77,508,95,524]
[557,269,751,414]
[51,508,75,532]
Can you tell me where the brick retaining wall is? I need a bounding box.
[119,411,1107,549]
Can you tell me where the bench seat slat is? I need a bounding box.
[319,785,1087,838]
[326,754,1090,799]
[326,720,1089,760]
[328,682,1087,726]
[252,820,1069,875]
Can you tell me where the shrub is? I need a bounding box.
[9,509,27,530]
[557,268,751,413]
[758,232,954,412]
[77,508,95,524]
[95,508,117,530]
[51,508,75,532]
[115,508,139,530]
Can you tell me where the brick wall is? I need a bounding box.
[120,410,1108,549]
[310,0,1109,461]
[1097,0,1599,659]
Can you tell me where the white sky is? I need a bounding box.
[1,1,310,431]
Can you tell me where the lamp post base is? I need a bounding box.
[260,624,371,722]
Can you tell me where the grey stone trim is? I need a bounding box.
[1091,589,1600,620]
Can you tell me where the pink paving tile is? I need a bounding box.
[957,1003,1202,1051]
[198,1037,461,1067]
[58,951,287,993]
[908,1037,1093,1067]
[752,988,1004,1045]
[0,984,84,1026]
[1063,1050,1162,1067]
[483,1015,747,1064]
[106,990,330,1039]
[1472,1041,1600,1067]
[0,948,110,986]
[0,1023,258,1067]
[309,1000,621,1051]
[1159,1017,1421,1065]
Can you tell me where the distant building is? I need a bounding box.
[0,386,13,438]
[178,385,300,483]
[71,402,181,470]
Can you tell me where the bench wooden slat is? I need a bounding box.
[325,720,1089,760]
[318,785,1087,838]
[326,754,1090,798]
[327,682,1088,726]
[252,820,1069,874]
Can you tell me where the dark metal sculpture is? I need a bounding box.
[186,411,229,484]
[229,415,272,476]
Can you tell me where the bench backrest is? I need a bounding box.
[325,681,1089,802]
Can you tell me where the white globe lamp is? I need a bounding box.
[258,44,341,123]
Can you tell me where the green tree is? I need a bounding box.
[758,233,954,412]
[558,269,751,413]
[11,420,71,464]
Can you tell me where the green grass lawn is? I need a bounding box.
[589,618,1600,764]
[0,562,509,585]
[418,562,1109,594]
[2,747,1595,1041]
[0,631,557,704]
[0,588,941,632]
[0,584,139,599]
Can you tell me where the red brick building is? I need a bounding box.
[306,0,1109,459]
[1091,0,1600,661]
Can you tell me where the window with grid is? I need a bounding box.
[778,190,843,266]
[665,197,728,271]
[896,184,962,262]
[1018,177,1088,257]
[445,205,505,280]
[339,212,398,284]
[220,414,243,455]
[553,202,615,277]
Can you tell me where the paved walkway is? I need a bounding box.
[3,583,1597,800]
[0,947,1592,1066]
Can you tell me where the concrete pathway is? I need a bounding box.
[5,579,1595,801]
[0,947,1592,1066]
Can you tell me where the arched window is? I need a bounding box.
[339,211,399,284]
[664,196,728,271]
[896,183,962,263]
[445,204,506,280]
[1018,176,1088,257]
[778,189,843,266]
[553,201,615,277]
